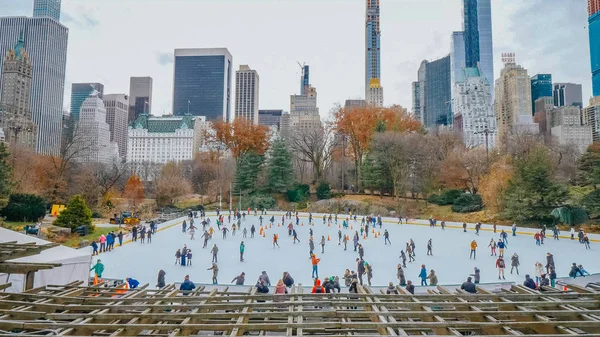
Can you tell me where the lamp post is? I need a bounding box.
[474,126,494,162]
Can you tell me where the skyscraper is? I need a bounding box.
[365,0,383,106]
[453,67,496,149]
[462,0,494,99]
[173,48,232,121]
[589,0,600,96]
[530,74,552,115]
[450,31,466,110]
[33,0,61,22]
[0,33,38,149]
[103,94,129,158]
[128,76,152,122]
[288,86,321,134]
[0,5,68,155]
[412,56,452,128]
[495,56,537,142]
[235,65,259,124]
[300,65,309,95]
[73,91,118,164]
[553,83,583,109]
[70,83,104,122]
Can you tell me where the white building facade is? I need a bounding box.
[103,94,129,158]
[127,114,204,164]
[73,93,118,164]
[234,65,259,124]
[453,67,496,149]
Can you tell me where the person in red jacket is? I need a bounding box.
[496,256,506,280]
[311,279,325,293]
[311,254,321,279]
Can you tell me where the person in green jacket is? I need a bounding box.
[90,260,104,278]
[239,241,245,262]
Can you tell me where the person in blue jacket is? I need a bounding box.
[179,275,196,295]
[418,265,428,286]
[126,277,139,289]
[106,233,114,251]
[523,274,537,290]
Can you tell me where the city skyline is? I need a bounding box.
[0,0,591,120]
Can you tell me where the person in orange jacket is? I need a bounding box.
[311,278,325,293]
[273,234,280,248]
[311,254,320,279]
[470,240,478,259]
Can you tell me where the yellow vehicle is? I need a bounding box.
[51,204,66,217]
[109,211,140,226]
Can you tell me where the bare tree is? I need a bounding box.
[370,132,411,199]
[288,126,333,183]
[93,161,130,196]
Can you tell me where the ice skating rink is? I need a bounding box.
[94,213,597,287]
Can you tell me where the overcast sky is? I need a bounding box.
[1,0,592,118]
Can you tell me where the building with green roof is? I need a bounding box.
[127,114,209,164]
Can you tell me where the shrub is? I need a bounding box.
[1,194,46,222]
[427,194,442,205]
[429,189,464,205]
[286,184,310,202]
[243,194,276,210]
[53,195,93,232]
[316,182,331,200]
[451,193,483,213]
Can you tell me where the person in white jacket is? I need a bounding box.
[534,262,544,285]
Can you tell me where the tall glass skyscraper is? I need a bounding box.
[589,0,600,96]
[462,0,494,99]
[425,55,452,127]
[530,74,552,115]
[0,3,68,155]
[365,0,383,106]
[33,0,61,22]
[300,65,309,95]
[172,48,232,121]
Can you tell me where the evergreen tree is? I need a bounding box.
[0,143,14,206]
[581,189,600,219]
[502,147,568,222]
[577,142,600,188]
[234,152,264,194]
[266,138,294,192]
[1,194,46,221]
[53,195,93,232]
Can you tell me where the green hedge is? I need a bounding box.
[451,193,483,213]
[1,194,46,222]
[428,189,463,205]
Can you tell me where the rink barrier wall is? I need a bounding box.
[243,211,600,243]
[2,280,600,336]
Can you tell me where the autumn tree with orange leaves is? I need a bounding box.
[212,119,270,159]
[123,174,144,210]
[332,104,422,189]
[479,156,513,214]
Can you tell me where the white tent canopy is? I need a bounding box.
[0,227,92,292]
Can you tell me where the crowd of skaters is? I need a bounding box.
[88,208,595,294]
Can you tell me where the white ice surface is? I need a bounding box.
[93,213,597,288]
